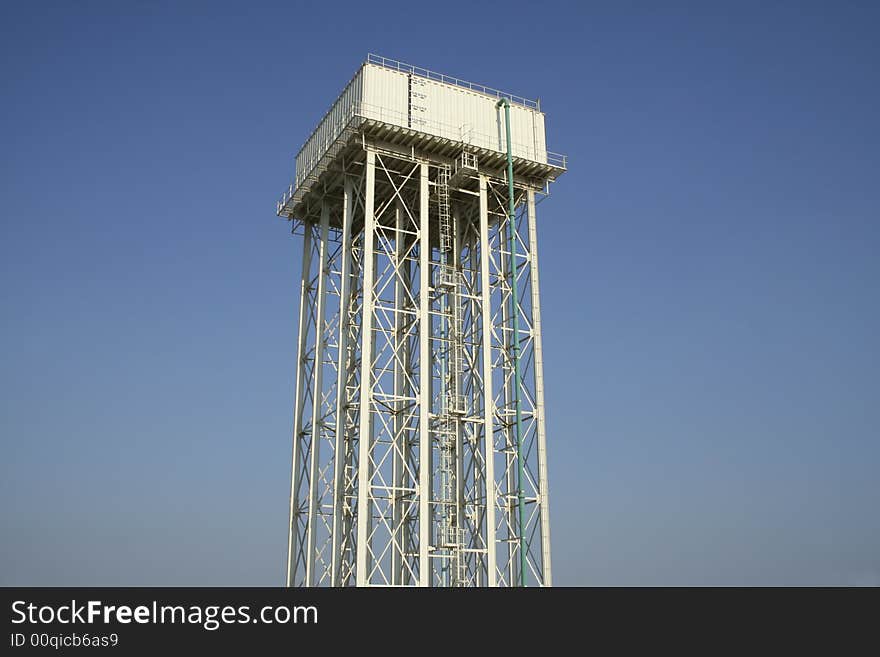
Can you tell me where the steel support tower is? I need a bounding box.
[277,56,565,587]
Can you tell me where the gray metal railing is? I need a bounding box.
[279,101,567,214]
[294,101,565,184]
[367,54,539,110]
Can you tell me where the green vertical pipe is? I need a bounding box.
[496,98,527,587]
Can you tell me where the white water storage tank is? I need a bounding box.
[292,55,556,193]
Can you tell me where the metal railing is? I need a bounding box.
[367,54,539,110]
[278,101,568,215]
[546,151,567,168]
[294,101,565,185]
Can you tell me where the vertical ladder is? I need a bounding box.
[438,165,453,252]
[436,164,466,585]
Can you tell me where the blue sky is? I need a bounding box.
[2,1,878,585]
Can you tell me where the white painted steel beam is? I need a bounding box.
[305,203,331,586]
[355,150,377,586]
[417,161,431,587]
[527,190,552,586]
[330,179,354,586]
[479,176,497,586]
[286,225,314,587]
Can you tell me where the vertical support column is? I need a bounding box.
[496,198,517,587]
[331,178,354,586]
[418,161,431,587]
[392,201,406,586]
[305,203,331,586]
[452,205,464,587]
[479,176,497,586]
[467,226,483,586]
[355,150,376,586]
[286,225,314,586]
[526,190,552,586]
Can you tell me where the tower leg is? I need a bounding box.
[418,161,432,587]
[287,224,316,587]
[355,150,377,586]
[331,178,355,586]
[478,176,497,587]
[305,203,332,586]
[527,190,552,586]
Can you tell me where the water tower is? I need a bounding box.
[277,55,565,586]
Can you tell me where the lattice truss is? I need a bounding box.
[286,147,552,586]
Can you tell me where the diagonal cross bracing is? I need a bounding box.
[286,147,552,587]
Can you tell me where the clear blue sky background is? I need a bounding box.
[2,1,878,586]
